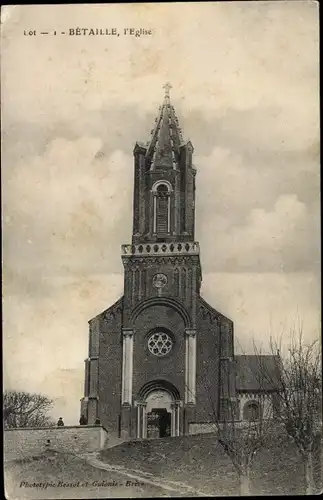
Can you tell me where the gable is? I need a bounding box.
[89,296,123,324]
[197,294,233,326]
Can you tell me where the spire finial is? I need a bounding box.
[163,82,172,99]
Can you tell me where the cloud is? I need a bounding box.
[201,271,320,353]
[2,3,318,127]
[195,145,319,273]
[3,137,133,277]
[3,273,124,400]
[201,192,319,273]
[228,193,318,272]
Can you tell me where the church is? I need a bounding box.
[80,85,278,439]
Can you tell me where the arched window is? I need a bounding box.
[152,181,172,235]
[243,400,260,422]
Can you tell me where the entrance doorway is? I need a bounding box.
[135,385,182,439]
[147,408,171,438]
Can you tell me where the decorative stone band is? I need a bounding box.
[185,328,197,405]
[121,328,134,405]
[121,241,200,257]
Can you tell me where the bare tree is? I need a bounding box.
[4,390,55,428]
[220,407,274,495]
[253,327,322,495]
[200,360,276,496]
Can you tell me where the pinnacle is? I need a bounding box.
[146,85,184,170]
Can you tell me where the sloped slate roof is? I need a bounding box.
[146,92,185,169]
[235,355,281,392]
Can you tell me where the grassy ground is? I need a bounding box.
[5,449,166,499]
[5,434,322,498]
[100,433,323,496]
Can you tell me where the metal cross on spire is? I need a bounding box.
[163,82,172,99]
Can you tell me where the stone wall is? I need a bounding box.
[189,422,217,435]
[98,302,123,433]
[4,425,108,462]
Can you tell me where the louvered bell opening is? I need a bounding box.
[156,197,168,234]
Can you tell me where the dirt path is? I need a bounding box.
[5,451,166,499]
[81,452,209,497]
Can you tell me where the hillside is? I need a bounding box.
[5,449,165,499]
[100,432,322,496]
[5,433,322,497]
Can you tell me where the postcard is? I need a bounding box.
[2,2,321,498]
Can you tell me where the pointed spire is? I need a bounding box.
[146,84,185,170]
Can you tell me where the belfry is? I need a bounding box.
[81,86,275,439]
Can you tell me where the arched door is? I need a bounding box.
[135,382,182,439]
[146,390,172,438]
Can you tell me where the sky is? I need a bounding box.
[2,2,320,425]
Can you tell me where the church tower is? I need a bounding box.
[131,82,197,246]
[81,85,236,439]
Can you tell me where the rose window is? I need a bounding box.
[148,332,173,357]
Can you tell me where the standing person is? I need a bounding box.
[79,414,87,425]
[57,417,64,427]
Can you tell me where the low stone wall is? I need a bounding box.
[4,425,109,462]
[189,420,283,436]
[189,422,217,435]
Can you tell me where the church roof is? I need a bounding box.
[146,83,186,170]
[235,355,281,392]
